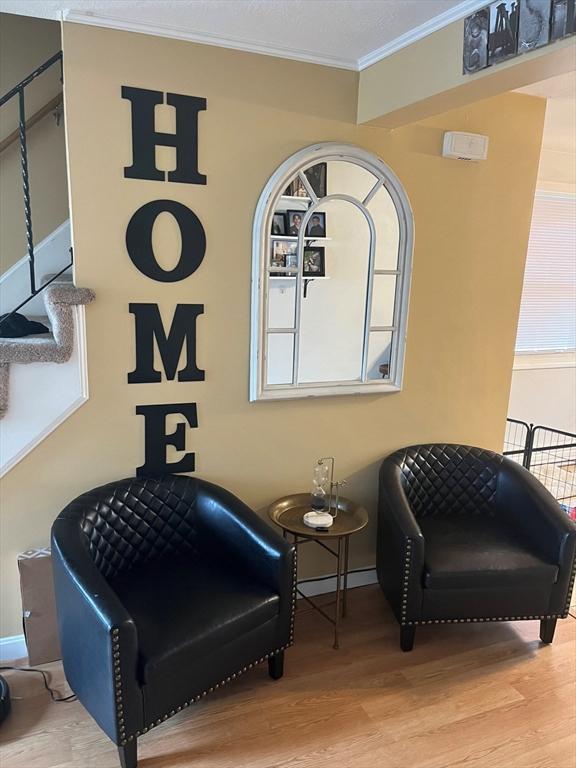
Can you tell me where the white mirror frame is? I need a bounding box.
[250,142,414,402]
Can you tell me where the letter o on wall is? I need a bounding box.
[126,199,206,282]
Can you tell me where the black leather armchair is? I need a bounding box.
[51,475,296,768]
[377,444,576,651]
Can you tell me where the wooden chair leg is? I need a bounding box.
[118,740,137,768]
[268,651,284,680]
[539,618,557,644]
[400,625,416,652]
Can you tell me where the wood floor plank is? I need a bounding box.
[0,585,574,768]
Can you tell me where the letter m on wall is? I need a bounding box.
[128,303,205,383]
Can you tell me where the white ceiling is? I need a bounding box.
[518,73,576,180]
[517,71,576,101]
[0,0,487,70]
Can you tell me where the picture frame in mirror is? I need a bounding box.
[287,210,305,237]
[271,212,287,236]
[284,176,309,198]
[270,241,298,276]
[303,247,325,277]
[304,162,327,198]
[306,212,326,238]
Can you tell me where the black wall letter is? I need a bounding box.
[126,200,206,282]
[128,303,205,384]
[136,403,198,476]
[122,86,207,184]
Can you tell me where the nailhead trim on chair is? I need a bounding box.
[564,560,576,614]
[116,547,299,746]
[403,613,569,626]
[121,643,294,744]
[290,547,298,644]
[400,539,412,625]
[111,628,125,743]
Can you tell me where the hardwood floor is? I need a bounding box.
[1,585,575,768]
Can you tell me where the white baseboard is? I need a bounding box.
[298,567,377,598]
[0,634,27,663]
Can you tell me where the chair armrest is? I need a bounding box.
[195,481,296,601]
[496,459,576,565]
[377,460,425,624]
[51,519,143,743]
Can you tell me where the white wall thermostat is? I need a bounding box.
[442,132,489,161]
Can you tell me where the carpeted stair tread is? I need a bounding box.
[0,283,95,418]
[0,334,56,352]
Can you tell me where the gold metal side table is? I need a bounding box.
[268,493,368,649]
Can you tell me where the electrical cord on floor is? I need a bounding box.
[0,666,76,703]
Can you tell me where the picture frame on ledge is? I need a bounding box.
[463,8,490,73]
[306,212,327,238]
[304,163,328,198]
[518,0,551,52]
[303,247,326,277]
[284,176,309,198]
[287,210,305,237]
[550,0,576,39]
[271,212,287,236]
[464,0,575,75]
[488,0,519,65]
[270,241,297,276]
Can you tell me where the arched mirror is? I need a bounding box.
[250,143,413,401]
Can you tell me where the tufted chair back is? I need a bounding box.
[391,444,504,518]
[59,475,200,579]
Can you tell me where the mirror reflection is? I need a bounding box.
[254,148,412,400]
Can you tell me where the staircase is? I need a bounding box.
[0,52,94,476]
[0,279,95,418]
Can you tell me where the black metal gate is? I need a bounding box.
[504,419,576,518]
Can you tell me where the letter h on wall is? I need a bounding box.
[122,86,207,184]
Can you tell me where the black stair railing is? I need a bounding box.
[0,51,72,329]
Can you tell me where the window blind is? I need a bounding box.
[515,192,576,353]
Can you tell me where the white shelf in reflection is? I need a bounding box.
[269,275,331,280]
[270,236,331,242]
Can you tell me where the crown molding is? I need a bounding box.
[63,0,490,73]
[357,0,491,70]
[62,10,359,70]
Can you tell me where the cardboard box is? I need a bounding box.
[18,548,61,665]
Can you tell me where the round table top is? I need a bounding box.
[268,493,369,539]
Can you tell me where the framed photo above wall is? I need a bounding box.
[463,8,490,73]
[550,0,576,39]
[303,247,325,277]
[518,0,551,51]
[488,0,519,64]
[464,0,575,74]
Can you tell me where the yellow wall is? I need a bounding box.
[0,13,69,274]
[0,22,546,637]
[358,19,575,127]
